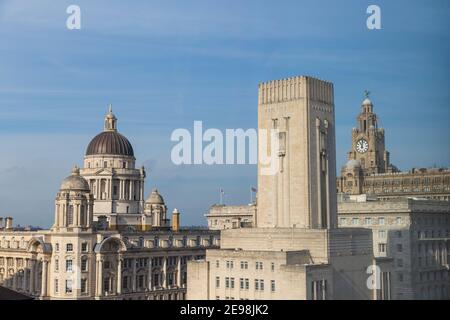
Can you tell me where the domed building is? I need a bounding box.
[0,106,220,300]
[79,105,170,231]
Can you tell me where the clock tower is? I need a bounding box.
[338,92,398,194]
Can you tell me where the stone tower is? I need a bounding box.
[257,76,337,229]
[347,93,394,174]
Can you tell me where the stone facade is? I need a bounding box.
[338,196,450,300]
[0,109,220,300]
[205,204,256,230]
[188,76,389,300]
[337,96,450,201]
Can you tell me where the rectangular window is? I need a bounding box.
[66,243,73,252]
[81,279,87,293]
[271,262,275,271]
[55,279,59,293]
[260,279,264,291]
[352,218,359,225]
[271,280,276,292]
[66,260,73,272]
[254,279,259,290]
[216,260,220,268]
[230,277,235,289]
[378,243,387,253]
[81,259,87,271]
[339,218,347,226]
[55,259,59,271]
[81,243,88,252]
[225,277,230,288]
[378,230,386,239]
[365,218,372,225]
[103,278,110,293]
[396,217,402,225]
[65,279,72,293]
[216,277,220,288]
[245,278,249,290]
[240,278,244,290]
[378,217,385,225]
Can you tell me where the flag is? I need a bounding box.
[220,188,225,195]
[251,187,257,192]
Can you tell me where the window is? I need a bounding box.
[271,263,275,271]
[103,278,110,292]
[271,280,276,292]
[122,161,126,169]
[230,278,235,289]
[396,230,402,238]
[256,262,263,270]
[216,260,220,268]
[339,218,347,226]
[216,277,220,288]
[67,205,74,225]
[104,161,107,168]
[378,217,385,225]
[245,278,249,290]
[240,278,244,290]
[55,243,59,252]
[397,259,403,267]
[397,244,403,253]
[365,218,372,225]
[352,218,359,225]
[226,260,234,269]
[81,279,87,293]
[225,277,230,288]
[66,260,73,272]
[254,279,264,291]
[378,243,387,253]
[378,230,386,239]
[66,243,73,252]
[81,258,88,271]
[240,261,248,269]
[55,279,59,293]
[81,243,88,252]
[65,279,73,293]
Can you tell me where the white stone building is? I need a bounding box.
[0,108,219,300]
[338,195,450,300]
[205,204,256,230]
[188,76,391,300]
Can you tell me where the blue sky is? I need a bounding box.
[0,0,449,228]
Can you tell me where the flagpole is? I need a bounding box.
[250,187,252,204]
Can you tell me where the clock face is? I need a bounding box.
[355,139,369,153]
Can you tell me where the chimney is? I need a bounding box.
[0,217,3,230]
[172,208,180,232]
[5,217,13,230]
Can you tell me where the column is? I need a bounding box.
[117,257,122,295]
[162,257,167,288]
[119,180,123,200]
[147,258,152,291]
[176,256,182,287]
[96,257,103,297]
[130,180,134,201]
[41,260,48,297]
[23,259,28,291]
[132,257,136,292]
[29,260,35,294]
